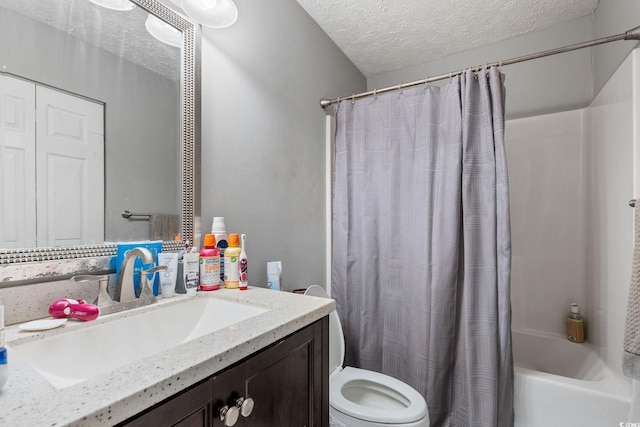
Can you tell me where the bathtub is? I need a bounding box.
[513,330,631,427]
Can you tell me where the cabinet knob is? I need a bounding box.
[236,396,255,417]
[219,405,240,426]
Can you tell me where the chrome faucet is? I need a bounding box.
[71,247,167,316]
[114,247,160,303]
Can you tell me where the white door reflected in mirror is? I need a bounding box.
[0,74,104,248]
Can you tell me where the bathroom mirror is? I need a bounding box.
[0,0,200,284]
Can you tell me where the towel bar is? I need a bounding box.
[121,210,152,220]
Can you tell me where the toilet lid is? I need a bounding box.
[330,367,428,424]
[304,285,345,374]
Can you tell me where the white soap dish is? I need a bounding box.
[19,318,67,331]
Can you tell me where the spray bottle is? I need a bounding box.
[212,217,228,284]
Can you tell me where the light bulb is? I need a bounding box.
[181,0,238,28]
[145,15,182,47]
[88,0,135,11]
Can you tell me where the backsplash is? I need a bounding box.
[0,276,110,326]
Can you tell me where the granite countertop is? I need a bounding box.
[0,287,334,426]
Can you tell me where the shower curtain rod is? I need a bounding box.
[319,25,640,109]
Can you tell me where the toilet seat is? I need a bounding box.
[330,366,428,424]
[304,285,429,425]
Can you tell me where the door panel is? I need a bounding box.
[0,75,36,248]
[36,85,104,246]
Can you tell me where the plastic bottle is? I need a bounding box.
[224,233,241,288]
[239,234,248,290]
[200,234,220,291]
[0,347,6,391]
[566,303,585,343]
[0,296,4,347]
[212,217,228,284]
[183,248,200,296]
[267,261,282,291]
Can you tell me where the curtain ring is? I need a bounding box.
[373,89,378,99]
[351,94,355,104]
[398,83,403,95]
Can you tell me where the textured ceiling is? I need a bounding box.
[1,0,181,81]
[295,0,598,77]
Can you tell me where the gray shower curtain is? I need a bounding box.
[332,67,513,427]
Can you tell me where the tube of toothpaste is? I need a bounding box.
[158,252,179,298]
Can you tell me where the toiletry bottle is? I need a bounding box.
[0,296,4,347]
[0,347,6,391]
[212,217,228,284]
[199,234,220,291]
[224,233,241,288]
[267,261,282,291]
[0,297,5,390]
[183,248,200,296]
[239,234,248,290]
[567,303,585,343]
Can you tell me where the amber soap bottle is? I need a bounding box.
[566,303,585,343]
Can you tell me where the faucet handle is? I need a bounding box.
[138,265,168,300]
[72,275,116,309]
[140,265,168,275]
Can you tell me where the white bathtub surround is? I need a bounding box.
[0,288,334,426]
[506,48,640,426]
[506,108,587,337]
[513,330,631,427]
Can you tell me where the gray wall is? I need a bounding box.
[369,0,640,120]
[368,16,594,119]
[199,0,366,290]
[593,0,640,96]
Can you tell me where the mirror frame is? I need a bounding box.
[0,0,201,285]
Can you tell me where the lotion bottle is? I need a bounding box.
[224,233,241,288]
[566,303,585,343]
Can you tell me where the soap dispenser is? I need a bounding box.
[566,303,585,343]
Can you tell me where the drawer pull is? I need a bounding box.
[236,396,255,417]
[219,405,240,426]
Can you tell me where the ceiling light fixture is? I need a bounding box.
[180,0,238,28]
[88,0,135,11]
[145,15,182,47]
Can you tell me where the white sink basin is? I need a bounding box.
[9,296,268,389]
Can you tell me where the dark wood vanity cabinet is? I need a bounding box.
[121,317,328,427]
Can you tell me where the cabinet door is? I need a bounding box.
[122,378,214,427]
[212,318,328,427]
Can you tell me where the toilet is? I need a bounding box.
[304,285,430,427]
